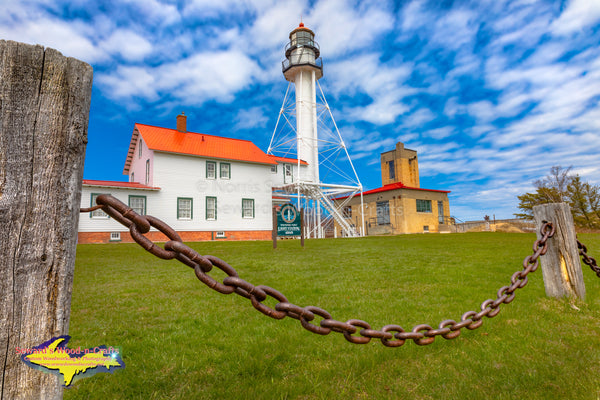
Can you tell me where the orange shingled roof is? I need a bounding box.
[124,123,276,173]
[268,155,308,165]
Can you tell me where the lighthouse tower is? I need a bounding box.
[268,23,364,238]
[282,23,322,183]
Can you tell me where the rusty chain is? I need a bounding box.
[81,194,557,347]
[577,239,600,278]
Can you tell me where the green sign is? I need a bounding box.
[277,204,301,236]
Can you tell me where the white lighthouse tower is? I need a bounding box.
[283,23,322,184]
[268,23,364,238]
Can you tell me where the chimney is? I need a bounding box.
[176,112,187,133]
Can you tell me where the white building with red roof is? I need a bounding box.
[78,113,306,243]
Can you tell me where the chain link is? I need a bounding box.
[577,239,600,278]
[81,194,556,347]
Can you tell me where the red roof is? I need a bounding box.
[268,155,308,165]
[362,182,450,196]
[336,182,450,200]
[124,123,276,173]
[83,179,160,190]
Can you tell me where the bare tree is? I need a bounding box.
[516,166,600,229]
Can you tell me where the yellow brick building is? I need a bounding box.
[335,142,451,236]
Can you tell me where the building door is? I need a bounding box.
[376,201,390,225]
[438,201,444,224]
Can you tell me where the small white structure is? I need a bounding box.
[268,23,364,238]
[78,114,302,243]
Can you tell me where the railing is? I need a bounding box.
[285,38,320,58]
[282,56,323,73]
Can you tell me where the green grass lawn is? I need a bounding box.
[64,233,600,399]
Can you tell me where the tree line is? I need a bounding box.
[516,166,600,229]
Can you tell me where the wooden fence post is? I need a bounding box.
[272,206,277,249]
[533,203,586,300]
[0,40,92,399]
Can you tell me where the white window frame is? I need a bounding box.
[206,196,217,220]
[206,161,216,179]
[145,159,150,185]
[284,164,293,183]
[177,198,193,220]
[242,198,254,219]
[129,195,146,215]
[90,193,109,219]
[220,163,231,179]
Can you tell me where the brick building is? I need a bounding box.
[334,142,451,236]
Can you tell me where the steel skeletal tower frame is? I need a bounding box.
[268,23,364,238]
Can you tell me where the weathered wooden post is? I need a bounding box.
[0,40,92,399]
[533,203,586,300]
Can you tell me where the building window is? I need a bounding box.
[129,195,146,215]
[343,206,352,218]
[416,199,432,213]
[220,163,231,179]
[284,164,292,183]
[389,160,395,180]
[271,164,277,173]
[438,201,445,223]
[423,225,429,233]
[294,30,314,47]
[177,198,193,220]
[90,193,108,218]
[138,138,142,158]
[206,161,216,179]
[145,159,150,185]
[130,172,134,183]
[215,231,226,238]
[242,198,254,218]
[376,201,390,225]
[206,196,217,220]
[110,232,121,241]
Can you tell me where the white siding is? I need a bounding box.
[81,151,275,233]
[152,152,273,231]
[270,162,308,187]
[79,186,159,232]
[128,131,154,186]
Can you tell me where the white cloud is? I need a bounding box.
[122,0,180,25]
[344,93,410,125]
[430,8,478,50]
[467,101,495,123]
[97,50,261,105]
[423,126,454,139]
[399,0,429,33]
[234,106,269,130]
[96,66,159,100]
[0,17,106,62]
[551,0,600,35]
[326,53,413,124]
[247,0,306,52]
[309,0,394,57]
[101,29,153,61]
[401,107,435,127]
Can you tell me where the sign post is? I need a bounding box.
[273,204,304,248]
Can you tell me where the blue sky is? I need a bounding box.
[3,0,600,220]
